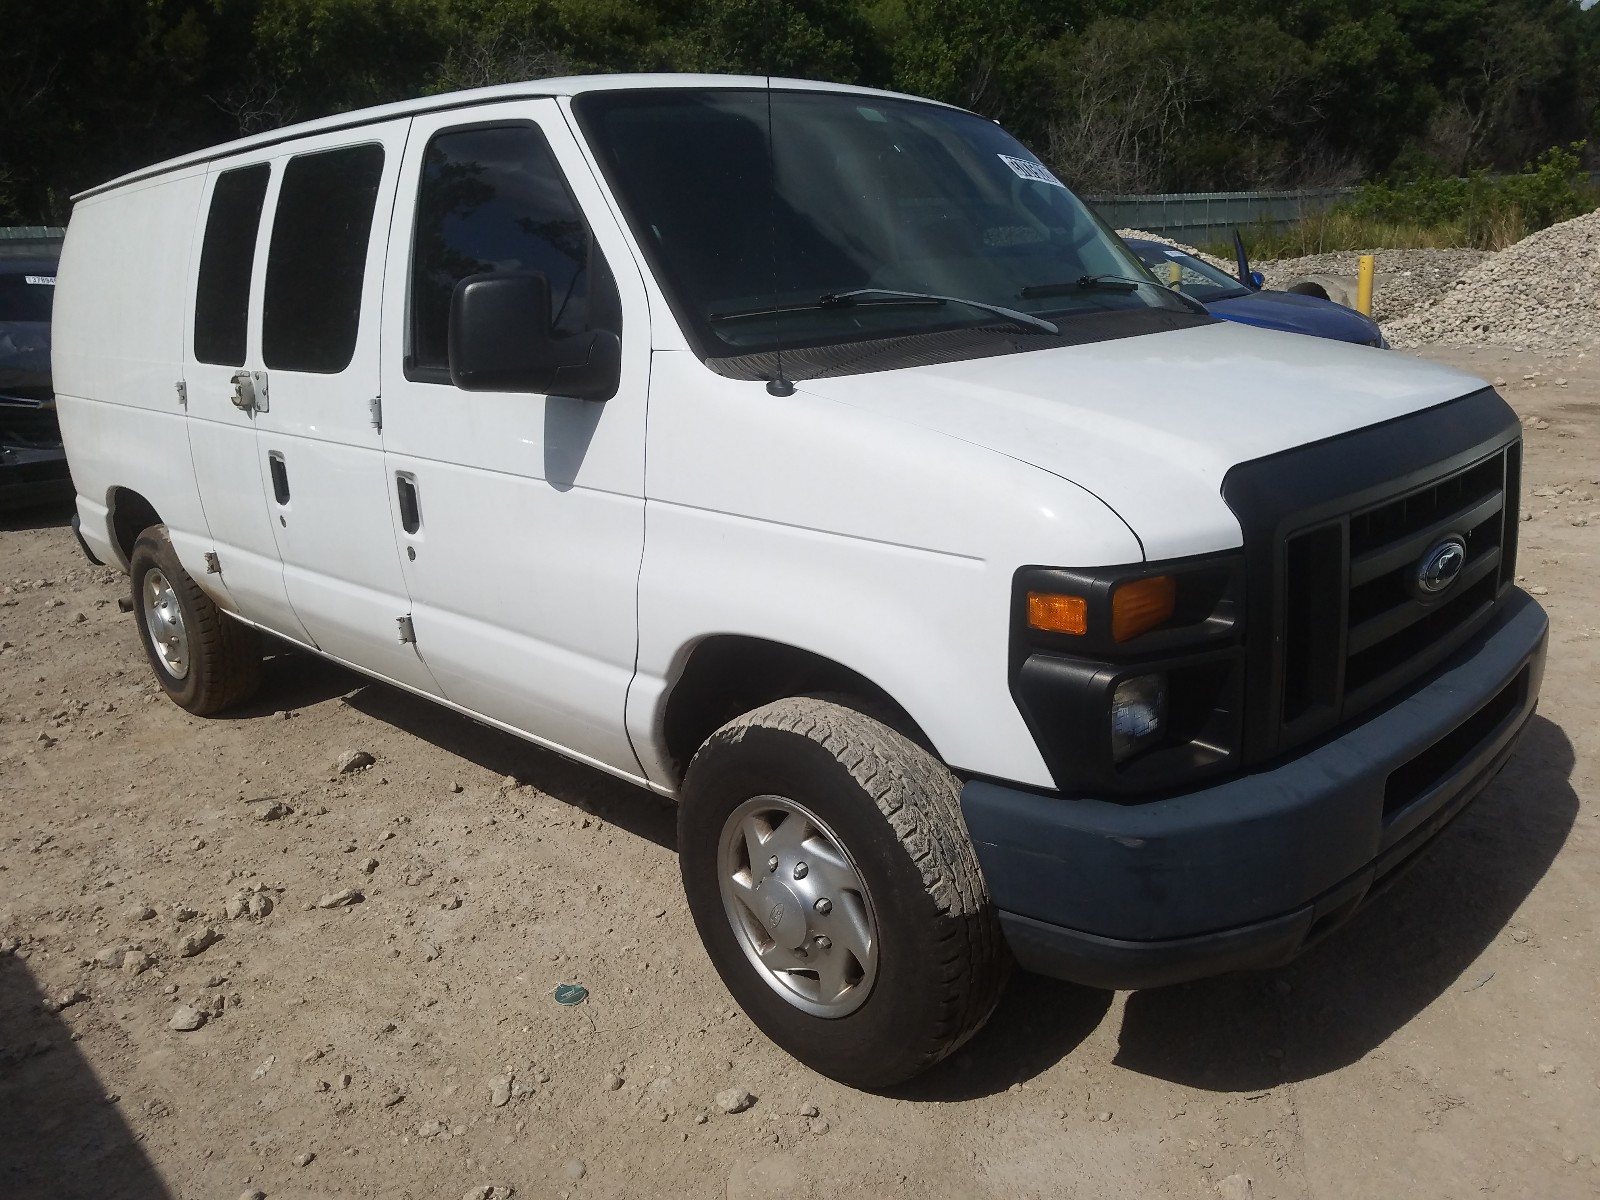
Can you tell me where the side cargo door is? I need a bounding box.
[184,159,314,644]
[248,121,443,696]
[375,102,649,776]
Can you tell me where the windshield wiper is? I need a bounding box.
[710,287,1059,335]
[1021,276,1209,316]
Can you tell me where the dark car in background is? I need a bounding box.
[0,254,72,509]
[1123,236,1387,348]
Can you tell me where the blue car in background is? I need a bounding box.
[1123,236,1387,348]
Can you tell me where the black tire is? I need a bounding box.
[679,696,1009,1088]
[128,525,261,715]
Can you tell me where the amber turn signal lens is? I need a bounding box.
[1111,575,1176,642]
[1027,592,1088,635]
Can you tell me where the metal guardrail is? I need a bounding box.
[1086,188,1355,242]
[1088,170,1600,243]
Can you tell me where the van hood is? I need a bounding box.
[794,320,1487,561]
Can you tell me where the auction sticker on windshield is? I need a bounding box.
[998,154,1065,188]
[25,276,55,286]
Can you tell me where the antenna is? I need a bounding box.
[763,11,795,398]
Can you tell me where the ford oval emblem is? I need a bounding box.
[1415,537,1467,596]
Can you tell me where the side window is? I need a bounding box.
[193,164,269,366]
[262,143,384,374]
[409,123,617,381]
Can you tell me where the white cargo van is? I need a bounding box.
[54,75,1547,1087]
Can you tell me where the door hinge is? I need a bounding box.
[369,395,383,432]
[396,614,415,644]
[203,552,220,574]
[175,380,188,410]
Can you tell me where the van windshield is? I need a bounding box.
[574,89,1188,366]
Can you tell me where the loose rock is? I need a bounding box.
[292,1151,314,1167]
[121,950,154,976]
[47,988,88,1013]
[1216,1175,1254,1200]
[168,1005,206,1032]
[124,904,157,921]
[717,1088,757,1114]
[604,1071,624,1092]
[461,1188,514,1200]
[177,926,222,957]
[335,749,376,774]
[317,888,364,909]
[563,1158,587,1182]
[489,1076,512,1107]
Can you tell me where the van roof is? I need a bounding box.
[73,74,951,202]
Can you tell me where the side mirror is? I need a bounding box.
[448,271,620,400]
[1249,270,1265,289]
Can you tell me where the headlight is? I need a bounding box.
[1110,673,1166,762]
[1010,554,1246,795]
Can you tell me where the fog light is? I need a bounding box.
[1111,674,1166,762]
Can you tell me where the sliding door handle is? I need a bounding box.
[396,473,421,534]
[267,451,290,505]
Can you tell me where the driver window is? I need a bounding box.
[408,123,617,382]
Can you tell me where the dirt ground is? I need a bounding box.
[2,344,1596,1200]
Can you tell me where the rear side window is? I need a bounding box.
[193,164,269,366]
[409,124,614,379]
[263,143,384,374]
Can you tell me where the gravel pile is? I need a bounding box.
[1384,209,1600,352]
[1114,229,1234,272]
[1257,248,1492,322]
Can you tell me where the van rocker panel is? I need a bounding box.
[962,587,1547,987]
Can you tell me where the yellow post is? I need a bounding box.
[1356,254,1375,316]
[1168,261,1182,288]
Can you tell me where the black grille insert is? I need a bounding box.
[1277,444,1517,750]
[1383,666,1527,815]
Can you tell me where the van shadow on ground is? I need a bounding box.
[329,667,678,853]
[0,955,172,1200]
[237,646,677,851]
[899,714,1577,1101]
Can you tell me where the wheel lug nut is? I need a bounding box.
[792,862,808,880]
[766,856,778,873]
[813,898,831,915]
[815,936,831,950]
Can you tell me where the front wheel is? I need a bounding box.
[129,526,261,715]
[679,697,1009,1088]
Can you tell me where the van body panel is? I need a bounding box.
[183,155,314,642]
[630,350,1145,789]
[242,120,444,695]
[796,321,1488,561]
[53,170,211,572]
[377,101,650,776]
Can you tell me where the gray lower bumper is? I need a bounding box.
[962,589,1548,990]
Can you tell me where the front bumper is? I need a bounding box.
[962,588,1548,990]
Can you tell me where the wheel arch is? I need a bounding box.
[108,487,163,568]
[658,634,937,786]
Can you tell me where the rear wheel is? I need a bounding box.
[129,526,261,715]
[679,696,1009,1088]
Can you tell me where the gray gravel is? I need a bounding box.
[1258,249,1491,322]
[1385,209,1600,352]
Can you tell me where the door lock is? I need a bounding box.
[229,370,270,414]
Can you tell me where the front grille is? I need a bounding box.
[1279,444,1519,745]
